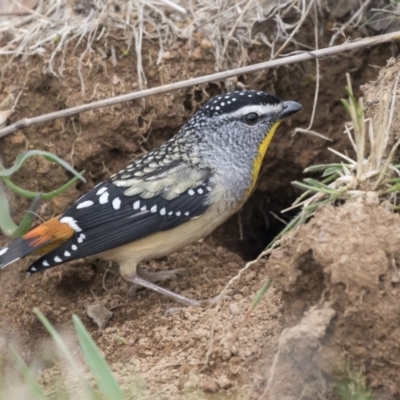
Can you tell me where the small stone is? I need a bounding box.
[229,303,241,315]
[216,374,232,389]
[183,373,200,389]
[233,293,243,301]
[192,47,203,60]
[200,39,212,49]
[221,349,232,361]
[162,51,173,60]
[365,191,379,206]
[87,304,113,329]
[201,377,219,393]
[243,349,252,357]
[112,74,120,85]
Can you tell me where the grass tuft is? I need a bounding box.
[280,72,400,233]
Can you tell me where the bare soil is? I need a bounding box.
[0,26,399,399]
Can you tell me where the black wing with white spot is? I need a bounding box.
[26,175,213,273]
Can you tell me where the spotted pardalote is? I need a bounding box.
[0,90,302,306]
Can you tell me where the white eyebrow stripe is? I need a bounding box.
[226,104,282,118]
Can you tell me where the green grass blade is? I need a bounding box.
[266,213,302,248]
[304,163,343,173]
[292,180,339,195]
[0,150,85,182]
[250,278,272,311]
[341,98,350,114]
[34,309,97,400]
[0,180,18,236]
[2,171,85,200]
[10,193,42,238]
[321,166,343,178]
[34,309,81,374]
[9,345,47,400]
[73,315,125,400]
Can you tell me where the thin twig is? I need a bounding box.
[329,0,372,46]
[371,8,400,17]
[273,0,315,58]
[293,1,321,138]
[1,31,400,139]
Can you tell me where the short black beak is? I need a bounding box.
[279,100,302,119]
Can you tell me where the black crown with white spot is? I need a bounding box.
[200,90,281,117]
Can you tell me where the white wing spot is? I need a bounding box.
[168,211,173,216]
[71,245,78,251]
[77,233,86,244]
[54,256,62,263]
[112,197,121,210]
[198,188,204,194]
[215,106,220,110]
[188,189,195,196]
[133,200,140,210]
[248,94,252,97]
[30,266,37,272]
[220,102,225,106]
[206,186,212,191]
[42,260,49,267]
[184,211,190,216]
[96,187,107,195]
[151,205,157,213]
[227,101,231,104]
[240,93,245,95]
[99,192,109,204]
[140,205,147,211]
[76,200,94,209]
[0,247,8,257]
[60,217,82,232]
[64,251,71,257]
[176,211,181,216]
[160,207,166,216]
[232,98,236,101]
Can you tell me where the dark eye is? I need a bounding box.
[243,113,259,125]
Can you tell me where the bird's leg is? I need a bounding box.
[136,266,186,283]
[127,274,201,307]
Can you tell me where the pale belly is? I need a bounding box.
[97,204,238,279]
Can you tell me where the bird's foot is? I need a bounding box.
[136,266,186,282]
[127,274,201,307]
[127,266,187,300]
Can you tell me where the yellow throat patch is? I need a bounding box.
[248,120,282,195]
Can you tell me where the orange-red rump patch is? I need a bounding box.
[23,216,75,253]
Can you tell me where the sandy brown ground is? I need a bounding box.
[0,24,399,399]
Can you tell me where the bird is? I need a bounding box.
[0,90,302,306]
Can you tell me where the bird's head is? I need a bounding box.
[183,90,302,179]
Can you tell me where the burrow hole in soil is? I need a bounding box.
[218,186,298,261]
